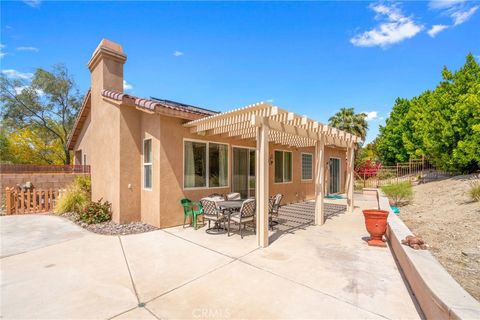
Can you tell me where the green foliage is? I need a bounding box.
[381,182,413,206]
[55,188,88,214]
[356,140,379,167]
[79,199,111,224]
[468,179,480,202]
[328,107,368,141]
[376,169,395,180]
[54,176,91,214]
[73,175,91,194]
[376,54,480,173]
[0,64,83,164]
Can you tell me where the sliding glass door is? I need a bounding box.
[232,147,255,198]
[329,158,341,194]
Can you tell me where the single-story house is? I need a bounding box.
[67,39,359,247]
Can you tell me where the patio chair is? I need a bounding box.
[200,198,225,234]
[268,196,276,230]
[180,199,203,229]
[270,193,283,228]
[227,198,256,238]
[226,192,241,200]
[207,193,225,201]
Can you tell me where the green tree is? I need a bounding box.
[328,107,368,141]
[0,64,82,164]
[376,53,480,172]
[376,98,412,165]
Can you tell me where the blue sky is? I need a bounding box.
[1,0,479,143]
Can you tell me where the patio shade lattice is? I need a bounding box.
[184,102,360,247]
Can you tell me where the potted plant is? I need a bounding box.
[362,209,389,247]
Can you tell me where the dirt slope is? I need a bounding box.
[399,175,480,301]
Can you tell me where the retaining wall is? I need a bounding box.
[377,192,480,319]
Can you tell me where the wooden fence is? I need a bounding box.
[4,187,64,214]
[0,164,90,174]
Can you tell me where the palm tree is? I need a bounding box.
[328,107,368,141]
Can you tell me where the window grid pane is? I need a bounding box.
[144,139,152,164]
[283,152,292,182]
[144,165,152,189]
[209,143,228,187]
[302,154,313,180]
[184,141,207,188]
[274,151,283,183]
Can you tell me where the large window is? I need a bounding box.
[143,139,152,190]
[184,140,228,189]
[301,153,313,180]
[274,150,292,183]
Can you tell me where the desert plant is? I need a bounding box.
[79,199,111,224]
[381,182,413,206]
[468,179,480,202]
[54,188,88,214]
[73,175,91,195]
[54,176,91,214]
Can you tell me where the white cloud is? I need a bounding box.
[429,1,478,27]
[16,46,39,52]
[14,86,44,96]
[350,3,423,48]
[173,50,184,57]
[123,80,133,91]
[1,69,33,80]
[451,6,478,25]
[427,24,449,37]
[266,98,274,103]
[23,0,41,8]
[364,111,379,121]
[429,0,466,10]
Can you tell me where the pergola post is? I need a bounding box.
[346,143,355,213]
[256,122,269,247]
[314,135,326,225]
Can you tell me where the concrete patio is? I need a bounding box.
[1,194,421,319]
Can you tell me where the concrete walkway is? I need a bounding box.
[1,196,421,319]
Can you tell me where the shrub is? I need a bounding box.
[54,176,91,214]
[468,179,480,202]
[54,188,88,214]
[79,199,111,224]
[73,175,91,195]
[381,182,413,206]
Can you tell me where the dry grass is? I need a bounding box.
[400,175,480,301]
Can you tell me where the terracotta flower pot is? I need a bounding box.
[362,209,389,247]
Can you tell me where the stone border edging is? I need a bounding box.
[376,191,480,320]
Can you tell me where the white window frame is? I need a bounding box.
[183,138,230,190]
[274,149,293,184]
[301,152,313,181]
[143,138,153,191]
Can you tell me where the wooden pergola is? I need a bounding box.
[184,102,361,247]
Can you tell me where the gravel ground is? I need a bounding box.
[62,212,158,235]
[399,174,480,301]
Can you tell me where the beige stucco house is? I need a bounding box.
[68,39,359,247]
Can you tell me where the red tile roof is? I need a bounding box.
[67,89,218,150]
[101,89,218,116]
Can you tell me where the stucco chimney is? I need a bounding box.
[88,39,126,92]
